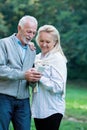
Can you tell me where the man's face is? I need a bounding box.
[18,21,37,45]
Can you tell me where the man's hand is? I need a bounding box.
[25,68,42,82]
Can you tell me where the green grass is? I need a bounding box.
[9,80,87,130]
[66,80,87,120]
[59,80,87,130]
[60,120,87,130]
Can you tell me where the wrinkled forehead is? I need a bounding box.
[22,21,37,31]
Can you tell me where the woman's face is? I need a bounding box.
[38,32,55,55]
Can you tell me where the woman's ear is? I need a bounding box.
[54,40,58,47]
[53,42,56,47]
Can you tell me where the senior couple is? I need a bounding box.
[0,15,67,130]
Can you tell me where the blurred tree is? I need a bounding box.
[0,13,8,38]
[0,0,87,79]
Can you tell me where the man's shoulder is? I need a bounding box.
[0,34,14,42]
[0,34,15,47]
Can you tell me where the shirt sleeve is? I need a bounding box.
[39,65,66,94]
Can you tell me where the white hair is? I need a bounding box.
[18,15,38,27]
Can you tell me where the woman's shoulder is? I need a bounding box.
[51,52,63,59]
[52,52,67,63]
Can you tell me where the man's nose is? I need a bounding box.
[29,33,35,38]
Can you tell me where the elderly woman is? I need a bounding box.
[31,25,67,130]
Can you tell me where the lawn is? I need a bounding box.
[59,80,87,130]
[9,80,87,130]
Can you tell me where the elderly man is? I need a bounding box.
[0,15,41,130]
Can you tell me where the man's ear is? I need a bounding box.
[18,25,21,31]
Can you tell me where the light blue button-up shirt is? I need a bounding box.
[15,36,28,61]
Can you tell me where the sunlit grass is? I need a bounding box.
[65,81,87,121]
[59,80,87,130]
[60,120,87,130]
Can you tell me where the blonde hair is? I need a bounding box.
[36,25,66,59]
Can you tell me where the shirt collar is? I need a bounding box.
[14,35,28,49]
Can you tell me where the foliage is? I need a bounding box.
[0,12,8,37]
[0,0,87,79]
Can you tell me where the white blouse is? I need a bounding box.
[31,51,67,118]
